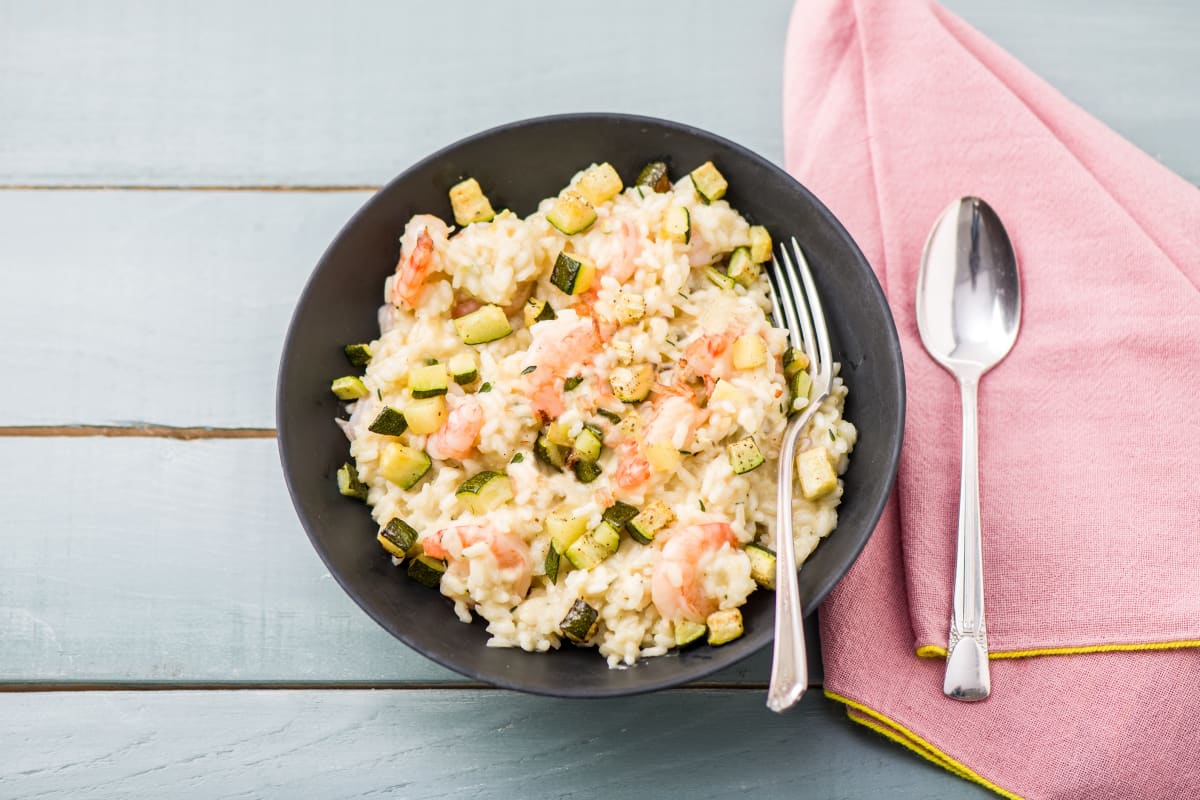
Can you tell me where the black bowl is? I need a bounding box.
[277,113,904,697]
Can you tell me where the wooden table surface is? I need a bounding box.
[1,2,1194,797]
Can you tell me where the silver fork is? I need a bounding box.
[764,238,834,713]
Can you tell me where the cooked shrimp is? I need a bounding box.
[422,523,532,600]
[605,219,640,283]
[391,215,449,308]
[683,332,735,385]
[651,522,739,623]
[426,396,484,461]
[613,438,651,491]
[523,313,599,421]
[612,394,705,491]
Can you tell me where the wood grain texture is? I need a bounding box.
[0,435,790,685]
[1,1,1195,187]
[0,689,992,799]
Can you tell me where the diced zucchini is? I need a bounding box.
[575,162,624,206]
[608,363,654,403]
[378,442,432,489]
[368,405,408,436]
[572,459,603,484]
[407,555,446,588]
[597,408,623,424]
[546,420,574,447]
[789,370,812,408]
[690,161,728,203]
[455,471,514,513]
[749,225,772,263]
[635,161,670,193]
[331,375,370,400]
[378,518,419,559]
[782,347,809,378]
[613,292,646,323]
[544,545,561,584]
[546,508,589,554]
[709,378,746,407]
[572,427,603,463]
[344,343,373,367]
[645,441,681,473]
[560,599,600,643]
[627,499,675,545]
[565,522,621,570]
[404,396,447,435]
[563,376,584,391]
[727,247,760,287]
[674,619,708,648]
[546,191,597,235]
[662,206,690,244]
[453,304,513,345]
[704,266,736,291]
[534,433,567,471]
[448,177,496,226]
[705,608,744,646]
[336,462,368,501]
[448,352,478,385]
[601,501,640,530]
[550,252,597,296]
[731,335,767,370]
[728,436,765,475]
[744,543,778,590]
[798,447,837,500]
[524,296,557,327]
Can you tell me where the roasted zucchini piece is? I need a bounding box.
[453,304,513,344]
[572,427,604,463]
[789,370,813,409]
[407,555,447,588]
[336,462,368,501]
[706,608,744,646]
[728,436,765,475]
[749,225,772,263]
[674,619,708,648]
[596,408,623,424]
[727,246,760,287]
[782,347,809,378]
[546,191,597,235]
[731,335,767,370]
[744,543,778,590]
[572,459,603,484]
[378,442,432,489]
[448,177,496,226]
[704,266,737,291]
[546,507,589,554]
[378,518,419,559]
[456,471,514,513]
[565,522,621,570]
[627,499,675,545]
[690,161,728,203]
[404,396,447,435]
[447,352,478,385]
[601,500,640,531]
[662,205,690,244]
[635,160,670,193]
[533,433,568,472]
[367,405,408,436]
[343,343,373,367]
[524,296,557,327]
[608,363,654,403]
[613,292,646,324]
[644,441,681,473]
[550,252,597,296]
[575,162,623,206]
[560,599,600,643]
[331,375,370,400]
[798,446,837,500]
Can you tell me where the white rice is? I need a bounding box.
[339,165,856,667]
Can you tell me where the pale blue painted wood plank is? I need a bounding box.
[0,689,992,799]
[0,435,785,685]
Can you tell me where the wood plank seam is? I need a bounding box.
[0,425,276,439]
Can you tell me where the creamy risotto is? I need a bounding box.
[331,160,856,666]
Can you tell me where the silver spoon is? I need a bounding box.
[915,196,1021,702]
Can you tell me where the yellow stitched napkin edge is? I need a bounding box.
[915,639,1200,659]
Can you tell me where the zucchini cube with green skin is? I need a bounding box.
[378,518,419,559]
[367,406,408,436]
[404,396,447,435]
[565,522,621,570]
[336,462,368,501]
[704,266,737,291]
[455,471,514,513]
[533,434,567,472]
[378,442,432,490]
[744,543,778,590]
[789,370,812,411]
[331,375,370,400]
[749,225,772,263]
[572,427,604,463]
[727,247,760,287]
[705,608,744,646]
[782,347,809,378]
[447,352,478,385]
[798,446,838,500]
[408,363,449,399]
[635,161,670,193]
[575,162,624,206]
[627,500,675,545]
[601,501,640,531]
[453,304,513,345]
[546,191,597,235]
[674,619,707,648]
[690,161,728,203]
[571,459,602,484]
[448,177,496,226]
[523,297,556,328]
[728,436,765,475]
[545,508,589,555]
[550,252,596,296]
[343,343,373,367]
[608,363,655,403]
[407,555,447,588]
[731,335,767,370]
[662,206,690,244]
[560,599,600,643]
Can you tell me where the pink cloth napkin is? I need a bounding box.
[784,0,1200,797]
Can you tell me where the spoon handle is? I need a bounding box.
[944,375,991,701]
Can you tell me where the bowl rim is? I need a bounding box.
[276,111,905,696]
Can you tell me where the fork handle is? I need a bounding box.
[944,375,991,701]
[767,418,808,713]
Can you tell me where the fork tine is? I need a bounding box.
[768,254,803,351]
[779,242,818,371]
[789,237,830,379]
